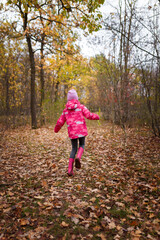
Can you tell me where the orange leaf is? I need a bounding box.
[93,225,101,231]
[52,163,56,168]
[130,220,139,226]
[20,218,29,226]
[76,184,81,190]
[41,180,48,188]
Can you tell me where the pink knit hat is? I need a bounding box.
[67,89,78,101]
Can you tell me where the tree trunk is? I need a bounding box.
[54,81,60,102]
[26,35,37,129]
[5,67,10,116]
[40,35,45,125]
[21,8,37,129]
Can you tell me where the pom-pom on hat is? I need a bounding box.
[67,89,78,102]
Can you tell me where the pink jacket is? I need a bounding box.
[54,99,99,139]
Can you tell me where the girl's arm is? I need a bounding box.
[54,111,66,133]
[82,105,100,120]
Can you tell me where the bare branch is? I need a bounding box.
[104,23,160,59]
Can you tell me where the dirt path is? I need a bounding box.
[0,123,160,239]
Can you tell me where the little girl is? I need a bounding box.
[54,89,99,176]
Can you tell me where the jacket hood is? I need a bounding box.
[66,99,80,110]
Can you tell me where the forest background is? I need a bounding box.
[0,0,160,136]
[0,1,160,239]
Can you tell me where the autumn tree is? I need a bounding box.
[30,5,80,124]
[42,53,91,123]
[0,33,30,126]
[3,0,104,128]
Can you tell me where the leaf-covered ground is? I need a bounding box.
[0,123,160,240]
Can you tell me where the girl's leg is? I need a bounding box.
[75,137,85,169]
[70,138,78,159]
[68,139,78,176]
[79,137,85,149]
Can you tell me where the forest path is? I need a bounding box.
[0,123,160,240]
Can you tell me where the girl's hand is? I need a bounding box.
[54,125,61,133]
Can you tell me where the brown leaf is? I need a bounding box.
[7,191,14,196]
[41,180,48,189]
[34,195,44,199]
[62,233,67,240]
[89,197,96,202]
[149,213,155,218]
[61,221,69,227]
[3,207,11,213]
[97,233,107,240]
[93,225,101,231]
[20,218,29,226]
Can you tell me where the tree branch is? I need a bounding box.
[104,23,160,59]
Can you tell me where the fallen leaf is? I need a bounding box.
[3,208,11,213]
[7,191,14,196]
[97,233,107,240]
[108,221,116,229]
[41,180,48,188]
[62,233,67,240]
[114,234,121,240]
[93,225,101,231]
[135,229,142,235]
[89,197,96,202]
[61,221,69,227]
[76,184,81,191]
[20,218,29,226]
[130,220,139,226]
[149,213,155,218]
[34,195,44,199]
[52,163,56,168]
[71,217,79,225]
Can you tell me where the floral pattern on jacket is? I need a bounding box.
[54,99,99,139]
